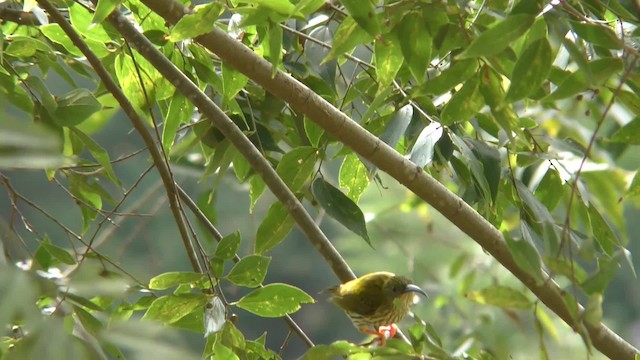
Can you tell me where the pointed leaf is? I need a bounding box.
[143,293,209,324]
[420,59,478,95]
[506,38,553,101]
[215,231,241,260]
[324,17,372,63]
[465,285,532,309]
[459,14,535,59]
[341,0,380,36]
[571,21,622,49]
[275,147,318,192]
[149,272,205,290]
[339,153,370,203]
[42,242,76,265]
[375,34,404,90]
[588,205,618,256]
[169,3,224,42]
[255,202,294,254]
[441,74,483,125]
[234,283,314,317]
[54,89,102,126]
[312,178,370,245]
[610,116,640,144]
[396,12,432,82]
[226,255,271,288]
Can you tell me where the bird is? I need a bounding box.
[326,271,428,346]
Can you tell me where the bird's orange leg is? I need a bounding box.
[359,324,398,346]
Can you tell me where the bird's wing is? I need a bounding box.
[333,282,384,316]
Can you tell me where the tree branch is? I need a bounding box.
[35,0,202,273]
[104,8,355,285]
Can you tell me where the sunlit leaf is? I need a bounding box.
[506,38,552,101]
[149,272,205,290]
[226,255,271,288]
[459,14,535,59]
[234,283,314,317]
[465,285,532,309]
[339,153,370,203]
[255,201,294,254]
[275,146,318,192]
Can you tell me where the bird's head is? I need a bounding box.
[383,275,428,301]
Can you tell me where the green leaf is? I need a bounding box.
[162,93,193,153]
[459,14,535,59]
[213,343,239,360]
[506,230,543,285]
[544,58,623,101]
[168,3,224,42]
[324,17,372,63]
[215,231,241,260]
[222,64,249,105]
[92,0,122,25]
[616,90,640,115]
[234,283,314,317]
[339,153,370,203]
[581,257,620,295]
[69,128,120,187]
[41,24,83,57]
[396,12,432,82]
[226,255,271,288]
[342,0,380,36]
[465,285,532,309]
[571,21,622,50]
[420,59,478,95]
[143,293,209,324]
[506,38,553,101]
[275,146,318,192]
[584,294,603,325]
[73,305,103,336]
[301,340,365,360]
[441,74,484,125]
[304,117,324,147]
[149,272,205,290]
[265,23,283,77]
[624,169,640,200]
[610,116,640,144]
[69,3,113,42]
[543,256,587,283]
[374,34,404,91]
[42,243,76,265]
[293,0,325,16]
[535,168,563,211]
[54,89,102,127]
[311,178,370,245]
[255,201,294,254]
[247,0,298,16]
[4,36,50,58]
[469,139,501,202]
[588,205,618,256]
[250,175,266,211]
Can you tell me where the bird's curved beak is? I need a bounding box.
[404,284,428,298]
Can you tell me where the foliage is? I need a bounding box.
[1,0,640,359]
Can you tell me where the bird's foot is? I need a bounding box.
[360,324,397,347]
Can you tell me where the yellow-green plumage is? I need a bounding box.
[326,271,427,333]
